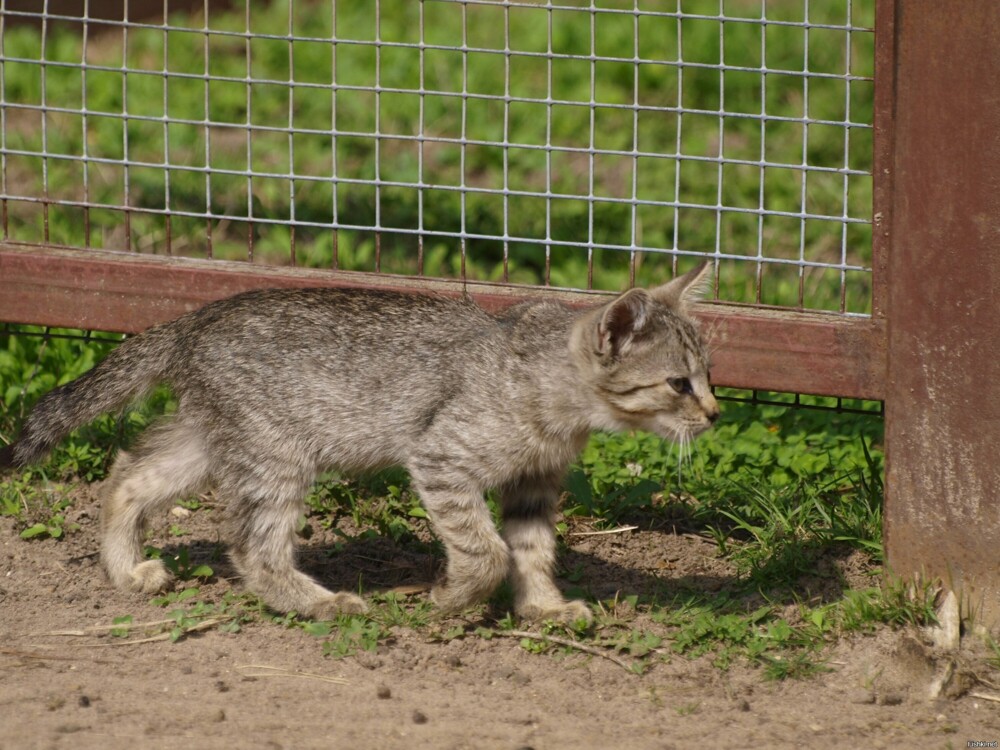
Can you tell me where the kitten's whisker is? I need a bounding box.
[675,429,693,489]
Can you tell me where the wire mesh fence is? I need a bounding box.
[0,0,874,313]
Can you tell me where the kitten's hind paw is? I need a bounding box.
[519,599,594,627]
[302,592,369,621]
[126,559,172,594]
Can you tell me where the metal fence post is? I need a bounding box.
[883,1,1000,625]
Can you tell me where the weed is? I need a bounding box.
[110,615,133,639]
[19,510,77,540]
[321,616,392,658]
[849,581,932,628]
[305,471,430,546]
[3,476,80,540]
[610,629,664,659]
[176,496,203,511]
[660,600,775,668]
[150,586,202,608]
[269,592,433,657]
[562,465,662,528]
[370,593,436,629]
[985,637,1000,671]
[760,651,831,681]
[145,545,215,582]
[142,591,253,640]
[674,702,701,717]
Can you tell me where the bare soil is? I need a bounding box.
[2,483,998,750]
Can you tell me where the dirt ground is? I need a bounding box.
[2,483,998,750]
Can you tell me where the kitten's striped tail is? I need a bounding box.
[0,322,183,469]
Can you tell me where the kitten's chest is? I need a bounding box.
[443,415,588,487]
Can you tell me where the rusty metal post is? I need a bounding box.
[883,1,1000,624]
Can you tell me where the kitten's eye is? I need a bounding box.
[668,377,693,395]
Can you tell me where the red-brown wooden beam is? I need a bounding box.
[0,243,885,400]
[882,0,1000,624]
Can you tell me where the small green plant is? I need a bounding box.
[164,597,247,640]
[985,637,1000,671]
[273,593,432,657]
[110,615,133,638]
[321,616,392,658]
[371,593,436,629]
[760,651,831,681]
[660,600,775,668]
[305,470,430,546]
[144,545,214,582]
[150,586,203,608]
[840,580,937,630]
[19,514,74,540]
[176,496,203,510]
[17,492,79,540]
[146,591,251,637]
[563,466,663,528]
[674,702,701,717]
[272,611,336,638]
[610,629,664,659]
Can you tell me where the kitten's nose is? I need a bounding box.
[706,408,721,424]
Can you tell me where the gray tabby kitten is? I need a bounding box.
[1,263,719,624]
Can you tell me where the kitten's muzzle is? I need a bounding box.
[698,391,721,426]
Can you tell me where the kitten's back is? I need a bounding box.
[167,288,575,472]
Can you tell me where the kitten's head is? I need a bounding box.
[574,262,720,441]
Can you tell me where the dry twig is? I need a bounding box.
[495,630,637,673]
[970,691,1000,704]
[40,615,232,645]
[568,526,638,537]
[108,617,227,646]
[41,618,182,637]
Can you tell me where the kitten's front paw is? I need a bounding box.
[127,560,171,594]
[430,583,470,613]
[519,599,593,626]
[431,584,464,613]
[303,592,368,620]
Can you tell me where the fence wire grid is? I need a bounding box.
[0,0,875,313]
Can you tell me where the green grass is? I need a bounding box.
[570,395,884,565]
[3,0,874,311]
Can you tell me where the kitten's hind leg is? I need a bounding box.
[101,419,210,593]
[500,474,593,625]
[223,468,366,620]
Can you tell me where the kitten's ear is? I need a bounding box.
[650,261,713,314]
[597,288,651,358]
